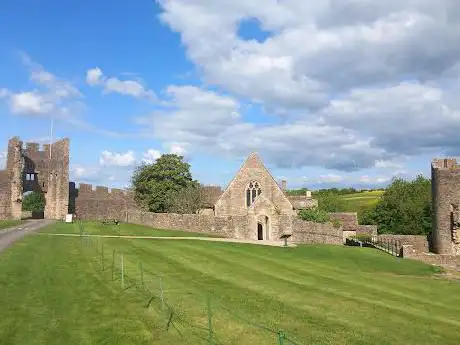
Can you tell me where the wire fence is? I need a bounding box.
[76,221,305,345]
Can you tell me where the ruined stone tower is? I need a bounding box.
[431,158,460,255]
[0,137,70,220]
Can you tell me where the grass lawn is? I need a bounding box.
[1,221,460,345]
[0,219,22,230]
[40,221,224,238]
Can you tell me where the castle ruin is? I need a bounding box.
[431,158,460,255]
[0,137,69,220]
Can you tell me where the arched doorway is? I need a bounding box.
[22,190,45,219]
[257,223,263,240]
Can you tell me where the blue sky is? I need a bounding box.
[1,0,459,190]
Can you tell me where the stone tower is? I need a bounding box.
[7,137,23,219]
[431,158,460,255]
[0,137,70,220]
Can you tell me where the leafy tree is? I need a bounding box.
[22,191,45,212]
[168,184,204,214]
[364,175,432,235]
[298,208,342,228]
[131,154,198,213]
[313,190,346,212]
[286,188,309,196]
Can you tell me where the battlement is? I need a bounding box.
[77,183,134,200]
[25,142,40,152]
[22,139,69,160]
[432,158,459,169]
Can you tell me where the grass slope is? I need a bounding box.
[1,221,460,345]
[0,220,22,230]
[338,190,383,212]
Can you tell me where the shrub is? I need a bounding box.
[298,209,342,229]
[332,219,342,229]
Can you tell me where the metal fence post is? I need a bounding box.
[111,249,115,280]
[160,276,165,312]
[140,262,144,289]
[207,295,213,345]
[277,330,286,345]
[121,255,124,290]
[101,242,104,271]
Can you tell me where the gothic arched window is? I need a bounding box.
[246,181,262,207]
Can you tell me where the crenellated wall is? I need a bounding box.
[73,183,137,221]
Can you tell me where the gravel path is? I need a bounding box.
[0,220,55,253]
[38,232,297,247]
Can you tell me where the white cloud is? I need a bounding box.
[73,166,99,179]
[150,0,460,171]
[142,149,162,164]
[10,91,54,114]
[99,150,136,167]
[170,144,187,155]
[1,53,83,121]
[86,67,103,86]
[158,0,460,105]
[317,173,343,183]
[137,85,241,147]
[86,67,156,100]
[375,159,404,169]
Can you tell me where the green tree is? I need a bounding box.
[313,190,346,212]
[22,192,45,212]
[365,175,432,235]
[168,184,204,214]
[131,154,198,213]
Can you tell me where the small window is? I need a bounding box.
[246,181,262,207]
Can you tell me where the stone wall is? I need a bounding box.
[378,234,429,253]
[74,183,137,221]
[328,212,377,239]
[329,212,358,230]
[356,225,378,236]
[125,210,246,237]
[290,218,343,245]
[287,195,318,209]
[402,245,460,270]
[431,158,460,255]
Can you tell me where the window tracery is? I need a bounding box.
[246,181,262,207]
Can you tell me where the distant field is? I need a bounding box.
[339,190,384,212]
[1,221,459,345]
[0,220,22,230]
